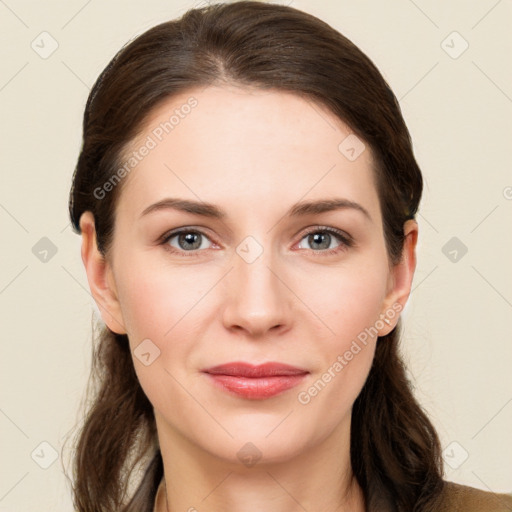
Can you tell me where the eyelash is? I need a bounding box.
[159,226,354,258]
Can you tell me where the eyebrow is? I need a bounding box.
[139,197,372,222]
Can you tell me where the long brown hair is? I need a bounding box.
[66,2,445,510]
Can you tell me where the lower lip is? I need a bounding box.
[204,373,308,400]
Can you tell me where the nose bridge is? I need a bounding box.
[222,233,289,335]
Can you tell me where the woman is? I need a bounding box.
[67,2,512,511]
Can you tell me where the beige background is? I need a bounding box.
[1,0,511,510]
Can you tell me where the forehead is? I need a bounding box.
[116,85,380,224]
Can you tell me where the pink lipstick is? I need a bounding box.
[202,362,309,400]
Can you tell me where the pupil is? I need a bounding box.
[311,232,329,249]
[180,232,200,250]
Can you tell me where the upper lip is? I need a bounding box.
[202,362,309,378]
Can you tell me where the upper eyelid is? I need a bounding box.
[161,227,217,245]
[161,225,352,248]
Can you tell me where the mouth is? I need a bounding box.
[201,361,309,400]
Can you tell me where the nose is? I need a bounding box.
[221,243,292,339]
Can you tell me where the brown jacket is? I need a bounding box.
[436,481,512,512]
[152,478,512,511]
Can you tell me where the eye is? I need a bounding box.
[296,226,353,256]
[159,225,353,258]
[160,229,215,257]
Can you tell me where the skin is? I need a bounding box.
[80,85,418,512]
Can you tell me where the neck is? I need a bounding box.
[154,410,365,512]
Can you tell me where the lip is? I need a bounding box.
[202,362,309,400]
[203,361,309,377]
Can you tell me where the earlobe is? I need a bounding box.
[79,211,127,335]
[378,219,418,336]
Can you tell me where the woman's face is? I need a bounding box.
[82,85,416,466]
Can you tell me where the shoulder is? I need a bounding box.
[436,480,512,512]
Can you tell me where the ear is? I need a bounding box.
[79,211,127,334]
[377,219,418,336]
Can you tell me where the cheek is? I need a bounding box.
[113,257,217,396]
[303,259,389,345]
[293,259,388,407]
[118,278,170,342]
[115,258,206,343]
[114,263,204,406]
[333,278,386,340]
